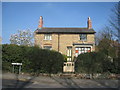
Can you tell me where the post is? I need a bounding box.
[19,65,21,74]
[12,65,14,73]
[58,34,60,52]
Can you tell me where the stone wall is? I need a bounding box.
[34,33,95,57]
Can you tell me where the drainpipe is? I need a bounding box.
[58,34,60,52]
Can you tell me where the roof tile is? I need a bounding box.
[35,27,96,34]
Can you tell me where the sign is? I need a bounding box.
[12,63,22,65]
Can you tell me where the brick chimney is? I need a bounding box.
[87,17,92,29]
[38,16,43,28]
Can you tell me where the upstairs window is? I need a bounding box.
[80,34,87,41]
[44,34,52,40]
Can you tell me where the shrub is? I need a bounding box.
[75,51,119,74]
[2,44,64,74]
[75,52,105,74]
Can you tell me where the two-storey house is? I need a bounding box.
[34,16,96,72]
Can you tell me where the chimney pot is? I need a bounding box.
[87,17,92,29]
[88,17,90,20]
[38,16,43,28]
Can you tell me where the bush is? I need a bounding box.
[26,47,64,74]
[112,57,120,74]
[2,44,64,74]
[62,54,67,62]
[75,52,106,74]
[2,44,24,72]
[75,50,120,74]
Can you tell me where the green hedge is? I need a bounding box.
[75,52,120,74]
[2,44,64,74]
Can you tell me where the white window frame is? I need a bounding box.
[44,46,52,50]
[75,47,91,57]
[44,34,52,40]
[67,47,72,61]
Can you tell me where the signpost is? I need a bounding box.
[11,63,22,74]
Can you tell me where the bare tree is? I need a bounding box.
[10,29,34,46]
[95,26,113,46]
[96,2,120,45]
[109,2,120,42]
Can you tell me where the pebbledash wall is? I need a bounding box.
[34,16,96,72]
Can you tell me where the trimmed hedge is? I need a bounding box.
[75,51,120,74]
[2,44,64,74]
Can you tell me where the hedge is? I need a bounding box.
[75,51,120,74]
[2,44,64,74]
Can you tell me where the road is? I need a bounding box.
[1,73,119,88]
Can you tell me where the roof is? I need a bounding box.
[35,27,96,34]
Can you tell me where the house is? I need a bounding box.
[34,16,96,72]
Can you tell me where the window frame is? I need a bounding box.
[67,46,72,61]
[43,46,52,50]
[75,47,91,57]
[79,34,87,41]
[44,34,52,40]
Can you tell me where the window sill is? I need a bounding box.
[43,39,52,41]
[79,40,87,42]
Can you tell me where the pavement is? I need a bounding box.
[1,72,120,88]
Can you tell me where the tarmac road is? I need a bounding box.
[1,73,120,88]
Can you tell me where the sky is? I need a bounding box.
[2,2,117,44]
